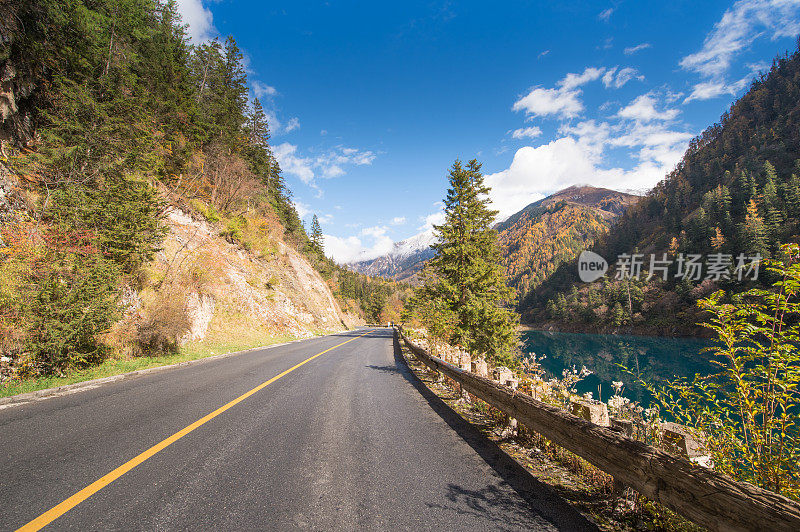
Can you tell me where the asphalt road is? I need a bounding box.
[0,328,596,531]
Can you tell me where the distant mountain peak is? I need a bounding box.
[347,230,437,282]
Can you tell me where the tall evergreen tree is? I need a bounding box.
[310,214,324,255]
[761,161,784,242]
[415,159,519,365]
[248,98,271,148]
[739,199,769,258]
[785,170,800,218]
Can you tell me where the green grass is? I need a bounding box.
[0,333,303,399]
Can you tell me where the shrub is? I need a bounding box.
[190,199,220,223]
[134,290,191,356]
[643,243,800,499]
[23,254,120,374]
[220,215,246,243]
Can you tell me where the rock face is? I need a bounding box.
[0,3,38,150]
[160,208,362,343]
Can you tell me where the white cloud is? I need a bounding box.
[484,134,688,218]
[511,126,543,139]
[251,81,277,99]
[285,117,300,133]
[489,87,693,218]
[274,143,314,184]
[418,210,445,232]
[617,94,680,122]
[559,67,605,91]
[683,65,764,103]
[602,67,644,89]
[680,0,800,78]
[175,0,215,43]
[538,50,550,59]
[624,43,651,55]
[391,216,406,225]
[293,201,311,220]
[598,8,614,21]
[513,67,604,119]
[513,87,583,119]
[683,81,732,102]
[325,226,395,263]
[274,143,376,186]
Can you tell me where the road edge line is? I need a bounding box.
[0,329,357,410]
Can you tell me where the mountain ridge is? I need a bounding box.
[347,185,641,289]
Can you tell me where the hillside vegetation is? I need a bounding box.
[525,44,800,334]
[497,186,639,305]
[0,0,399,384]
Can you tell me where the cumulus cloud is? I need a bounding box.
[175,0,215,43]
[485,133,685,218]
[684,72,758,103]
[513,67,604,119]
[274,143,314,184]
[273,143,377,186]
[511,126,543,139]
[602,67,644,89]
[513,87,583,119]
[623,43,651,55]
[391,216,406,226]
[617,94,680,122]
[488,91,693,218]
[325,225,395,263]
[559,67,606,91]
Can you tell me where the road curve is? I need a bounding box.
[0,328,596,531]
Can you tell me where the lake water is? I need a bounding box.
[519,330,718,407]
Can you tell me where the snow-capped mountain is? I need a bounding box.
[347,230,437,282]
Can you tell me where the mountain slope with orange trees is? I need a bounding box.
[497,186,640,304]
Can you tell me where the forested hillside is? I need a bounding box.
[496,186,639,304]
[525,44,800,335]
[0,0,398,381]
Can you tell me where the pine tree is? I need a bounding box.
[739,199,769,258]
[417,159,519,365]
[248,98,271,148]
[761,161,784,243]
[310,214,324,255]
[784,168,800,218]
[218,36,248,147]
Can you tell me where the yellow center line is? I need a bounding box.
[17,329,376,532]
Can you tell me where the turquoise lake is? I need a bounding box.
[519,330,718,407]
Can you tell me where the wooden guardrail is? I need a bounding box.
[396,327,800,532]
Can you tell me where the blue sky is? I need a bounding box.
[175,0,800,263]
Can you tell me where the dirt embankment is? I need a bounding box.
[134,208,363,346]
